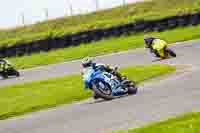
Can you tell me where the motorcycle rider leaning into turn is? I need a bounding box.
[81,57,124,99]
[144,35,168,59]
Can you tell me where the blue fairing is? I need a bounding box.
[83,67,106,89]
[82,66,124,97]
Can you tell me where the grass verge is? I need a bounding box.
[9,24,200,69]
[116,112,200,133]
[0,64,175,120]
[1,0,200,47]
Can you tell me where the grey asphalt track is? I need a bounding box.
[0,39,200,133]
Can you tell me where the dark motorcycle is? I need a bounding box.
[0,64,20,79]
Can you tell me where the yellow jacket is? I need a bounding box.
[152,39,167,51]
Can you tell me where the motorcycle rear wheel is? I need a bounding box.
[166,48,176,57]
[15,71,20,77]
[128,85,138,94]
[124,80,138,95]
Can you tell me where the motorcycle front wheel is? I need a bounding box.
[1,73,8,79]
[91,80,114,100]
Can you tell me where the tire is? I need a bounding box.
[1,73,8,79]
[128,86,138,95]
[8,68,20,77]
[121,79,138,95]
[93,93,99,100]
[127,81,138,95]
[91,80,115,100]
[166,48,176,57]
[15,71,20,77]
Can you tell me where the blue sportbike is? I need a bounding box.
[82,66,138,100]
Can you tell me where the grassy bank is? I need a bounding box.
[0,64,175,120]
[9,24,200,69]
[116,112,200,133]
[1,0,200,47]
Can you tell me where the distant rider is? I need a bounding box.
[144,35,168,58]
[0,58,11,72]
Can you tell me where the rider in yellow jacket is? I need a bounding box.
[144,35,168,59]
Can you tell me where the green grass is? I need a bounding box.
[9,24,200,69]
[116,112,200,133]
[0,64,175,120]
[1,0,200,47]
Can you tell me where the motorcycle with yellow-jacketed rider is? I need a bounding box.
[144,35,176,59]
